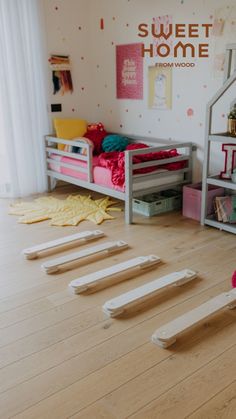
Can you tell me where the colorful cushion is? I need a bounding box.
[53,118,87,150]
[85,128,107,155]
[72,137,94,155]
[102,135,129,152]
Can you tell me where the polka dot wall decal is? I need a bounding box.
[78,26,82,30]
[203,84,207,88]
[72,108,75,112]
[148,130,152,134]
[209,15,213,19]
[112,17,116,21]
[104,84,107,88]
[120,124,123,128]
[139,114,142,118]
[199,123,203,126]
[111,41,114,45]
[222,114,225,118]
[177,94,180,99]
[97,64,100,68]
[81,87,85,91]
[158,118,161,122]
[97,104,100,107]
[126,23,129,27]
[180,0,184,4]
[100,18,104,30]
[187,108,194,117]
[126,109,129,112]
[55,6,58,10]
[81,56,84,60]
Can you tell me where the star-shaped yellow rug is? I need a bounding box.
[9,195,122,226]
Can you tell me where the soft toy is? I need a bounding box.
[84,122,107,155]
[87,122,104,132]
[102,134,129,152]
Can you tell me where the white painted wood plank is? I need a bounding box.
[42,241,129,274]
[152,289,236,348]
[23,230,104,260]
[103,269,197,317]
[69,255,161,293]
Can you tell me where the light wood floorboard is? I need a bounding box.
[0,185,235,419]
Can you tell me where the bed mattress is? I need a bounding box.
[49,154,184,193]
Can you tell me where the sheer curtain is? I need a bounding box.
[0,0,50,198]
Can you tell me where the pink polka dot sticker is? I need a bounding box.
[187,108,194,117]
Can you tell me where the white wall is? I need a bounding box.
[43,0,236,180]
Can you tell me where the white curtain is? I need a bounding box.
[0,0,50,198]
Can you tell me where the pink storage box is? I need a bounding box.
[182,183,224,221]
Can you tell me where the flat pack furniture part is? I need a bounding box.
[22,230,104,260]
[103,269,197,318]
[42,240,129,274]
[69,255,161,294]
[152,289,236,349]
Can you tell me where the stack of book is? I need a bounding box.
[214,195,236,223]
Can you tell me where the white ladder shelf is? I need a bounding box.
[69,255,161,294]
[103,269,197,317]
[152,289,236,348]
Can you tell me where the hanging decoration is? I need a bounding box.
[49,54,73,95]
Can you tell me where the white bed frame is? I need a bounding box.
[44,134,194,224]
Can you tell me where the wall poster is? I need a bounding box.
[116,43,143,99]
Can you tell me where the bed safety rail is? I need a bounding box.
[124,141,194,223]
[44,135,93,185]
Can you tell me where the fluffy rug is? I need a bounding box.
[9,195,122,226]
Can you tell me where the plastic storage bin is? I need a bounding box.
[133,190,182,217]
[182,183,224,221]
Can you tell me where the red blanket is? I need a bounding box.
[98,143,187,187]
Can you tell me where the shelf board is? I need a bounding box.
[204,217,236,234]
[209,133,236,143]
[207,175,236,190]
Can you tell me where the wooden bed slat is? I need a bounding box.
[22,230,104,260]
[69,255,161,294]
[103,269,197,317]
[42,240,129,274]
[152,289,236,348]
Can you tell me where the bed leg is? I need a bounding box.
[47,176,54,192]
[125,151,133,224]
[125,197,133,224]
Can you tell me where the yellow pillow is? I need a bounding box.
[53,118,87,150]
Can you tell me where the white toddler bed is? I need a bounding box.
[44,134,194,224]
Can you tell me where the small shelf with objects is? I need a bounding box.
[201,44,236,234]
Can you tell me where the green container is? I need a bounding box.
[133,189,182,217]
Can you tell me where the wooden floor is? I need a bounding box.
[1,185,236,419]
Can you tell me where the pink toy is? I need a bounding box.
[232,271,236,288]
